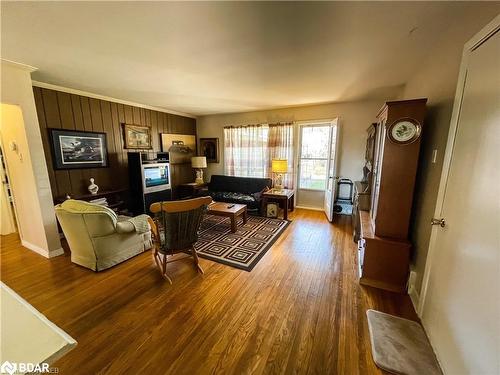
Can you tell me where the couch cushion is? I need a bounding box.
[209,191,259,208]
[208,175,272,194]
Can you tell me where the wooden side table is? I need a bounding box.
[262,188,295,220]
[178,183,208,199]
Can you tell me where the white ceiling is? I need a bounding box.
[1,2,498,116]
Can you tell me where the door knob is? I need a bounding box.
[431,218,446,228]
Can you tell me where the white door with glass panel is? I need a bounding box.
[297,120,339,219]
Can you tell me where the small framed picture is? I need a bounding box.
[49,129,108,170]
[123,124,152,149]
[199,138,220,163]
[266,203,278,218]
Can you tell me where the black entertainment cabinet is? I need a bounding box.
[128,152,172,215]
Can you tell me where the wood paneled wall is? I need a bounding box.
[33,87,196,199]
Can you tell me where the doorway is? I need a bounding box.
[296,119,339,214]
[418,24,499,374]
[0,140,17,235]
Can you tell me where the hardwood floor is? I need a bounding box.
[1,209,417,374]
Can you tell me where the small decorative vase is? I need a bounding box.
[88,178,99,195]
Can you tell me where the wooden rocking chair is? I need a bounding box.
[147,196,212,284]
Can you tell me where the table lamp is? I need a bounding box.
[272,159,288,190]
[191,156,207,185]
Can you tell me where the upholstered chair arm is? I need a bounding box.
[115,214,151,234]
[115,220,135,234]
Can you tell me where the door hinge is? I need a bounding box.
[430,218,446,228]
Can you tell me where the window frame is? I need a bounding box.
[297,122,332,191]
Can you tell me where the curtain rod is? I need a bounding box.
[223,122,293,129]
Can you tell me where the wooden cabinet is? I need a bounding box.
[356,99,427,293]
[352,181,370,242]
[178,183,208,199]
[358,210,412,293]
[371,99,427,239]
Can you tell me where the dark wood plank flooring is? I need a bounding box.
[0,209,417,374]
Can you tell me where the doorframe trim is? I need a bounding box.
[417,15,500,317]
[295,119,340,211]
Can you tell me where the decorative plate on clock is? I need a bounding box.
[388,118,422,145]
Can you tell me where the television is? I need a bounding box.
[141,163,170,193]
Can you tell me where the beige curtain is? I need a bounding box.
[268,123,294,188]
[224,122,294,188]
[224,125,268,178]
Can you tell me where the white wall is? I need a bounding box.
[197,100,385,207]
[400,8,500,303]
[0,60,62,257]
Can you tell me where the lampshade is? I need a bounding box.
[272,159,288,173]
[191,156,207,168]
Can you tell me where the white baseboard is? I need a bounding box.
[21,240,64,259]
[407,270,420,316]
[295,205,324,211]
[409,287,420,315]
[49,247,65,258]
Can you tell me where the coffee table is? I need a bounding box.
[207,202,247,233]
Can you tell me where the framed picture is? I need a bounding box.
[199,138,219,163]
[160,133,196,164]
[123,124,152,149]
[49,129,108,170]
[266,203,278,218]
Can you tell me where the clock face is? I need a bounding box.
[388,119,421,144]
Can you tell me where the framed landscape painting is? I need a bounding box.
[49,129,108,170]
[123,124,152,149]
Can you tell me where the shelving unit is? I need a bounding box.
[55,188,129,214]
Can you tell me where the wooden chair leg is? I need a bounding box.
[160,254,173,284]
[191,246,204,274]
[153,248,162,271]
[148,217,173,283]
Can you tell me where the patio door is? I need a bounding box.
[296,119,339,214]
[324,119,339,221]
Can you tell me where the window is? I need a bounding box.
[224,123,294,188]
[298,125,330,190]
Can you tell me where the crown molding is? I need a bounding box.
[31,80,197,119]
[1,59,38,73]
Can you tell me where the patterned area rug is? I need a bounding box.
[195,214,290,271]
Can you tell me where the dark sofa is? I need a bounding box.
[207,175,272,211]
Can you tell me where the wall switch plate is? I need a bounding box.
[431,149,438,164]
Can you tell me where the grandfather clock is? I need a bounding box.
[358,99,427,293]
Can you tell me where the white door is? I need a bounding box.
[297,121,337,210]
[297,119,337,210]
[0,147,16,235]
[419,23,499,375]
[324,119,339,221]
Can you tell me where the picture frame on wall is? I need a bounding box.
[49,129,108,170]
[123,123,152,149]
[199,138,220,163]
[160,133,196,164]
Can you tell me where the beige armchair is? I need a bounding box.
[55,199,152,271]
